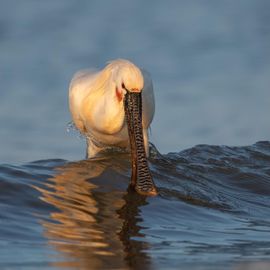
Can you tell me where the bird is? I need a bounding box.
[69,59,157,196]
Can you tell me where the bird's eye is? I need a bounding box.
[121,82,126,89]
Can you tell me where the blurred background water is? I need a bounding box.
[0,0,269,163]
[0,1,270,270]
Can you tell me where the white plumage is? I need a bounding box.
[69,59,155,158]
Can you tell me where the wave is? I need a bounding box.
[0,142,270,269]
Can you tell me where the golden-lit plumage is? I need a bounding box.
[69,59,155,157]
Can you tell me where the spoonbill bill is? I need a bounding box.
[69,59,157,196]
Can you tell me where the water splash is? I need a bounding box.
[66,121,85,140]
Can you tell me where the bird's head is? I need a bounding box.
[107,59,144,102]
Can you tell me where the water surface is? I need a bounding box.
[1,142,270,269]
[0,0,270,162]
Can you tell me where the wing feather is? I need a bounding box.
[69,69,99,133]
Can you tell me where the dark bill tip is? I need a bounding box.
[135,185,158,197]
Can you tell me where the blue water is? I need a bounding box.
[0,0,270,162]
[0,1,270,269]
[1,143,270,269]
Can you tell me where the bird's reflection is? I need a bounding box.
[35,153,151,269]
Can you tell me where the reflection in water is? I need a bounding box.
[35,155,151,269]
[117,188,151,269]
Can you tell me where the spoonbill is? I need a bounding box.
[69,59,157,196]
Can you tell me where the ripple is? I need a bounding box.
[0,142,270,269]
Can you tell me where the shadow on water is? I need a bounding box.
[35,154,152,269]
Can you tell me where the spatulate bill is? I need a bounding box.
[124,91,157,196]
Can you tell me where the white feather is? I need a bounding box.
[69,59,155,157]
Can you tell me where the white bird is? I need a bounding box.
[69,59,157,196]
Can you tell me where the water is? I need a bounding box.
[0,142,270,269]
[0,0,270,162]
[1,1,270,269]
